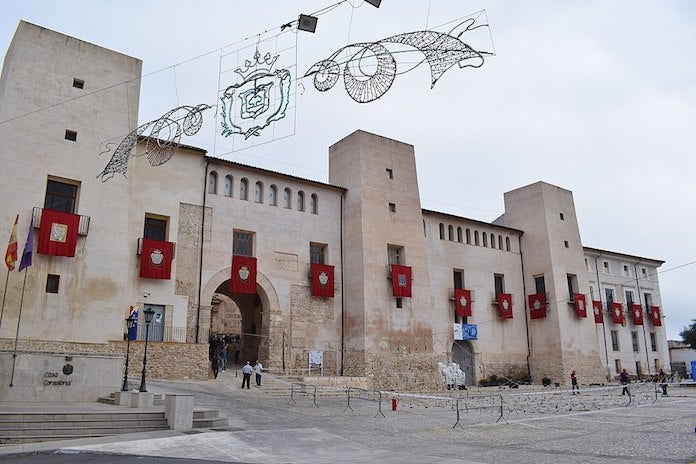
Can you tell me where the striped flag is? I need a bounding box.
[18,218,34,272]
[4,215,18,271]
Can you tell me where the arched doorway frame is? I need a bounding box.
[202,268,282,368]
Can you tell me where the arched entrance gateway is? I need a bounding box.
[452,340,475,386]
[202,269,282,370]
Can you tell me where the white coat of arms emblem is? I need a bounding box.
[150,249,164,267]
[533,299,541,310]
[397,274,407,287]
[318,271,329,286]
[50,223,68,243]
[459,296,468,308]
[238,265,250,282]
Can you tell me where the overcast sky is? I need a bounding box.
[2,1,694,341]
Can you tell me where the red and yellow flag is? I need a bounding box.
[4,214,18,271]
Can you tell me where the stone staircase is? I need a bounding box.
[0,410,169,446]
[0,393,229,446]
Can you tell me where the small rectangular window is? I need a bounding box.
[559,213,564,220]
[386,168,393,179]
[453,270,463,290]
[534,275,546,295]
[631,331,639,352]
[564,240,569,248]
[46,274,60,293]
[605,288,614,310]
[388,203,396,213]
[65,130,77,141]
[650,332,657,351]
[635,361,642,377]
[45,179,79,213]
[611,330,619,351]
[614,359,622,375]
[396,297,403,308]
[641,268,647,278]
[72,78,84,89]
[233,230,254,256]
[603,261,610,273]
[310,243,326,264]
[567,274,577,301]
[494,274,505,298]
[144,216,167,241]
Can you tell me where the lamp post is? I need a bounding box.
[121,315,136,391]
[139,307,155,392]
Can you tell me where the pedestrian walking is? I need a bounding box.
[570,370,579,394]
[620,368,630,396]
[220,342,228,372]
[241,361,253,389]
[254,360,264,387]
[659,369,668,396]
[211,354,220,379]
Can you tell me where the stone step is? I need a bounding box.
[0,424,168,437]
[0,418,168,429]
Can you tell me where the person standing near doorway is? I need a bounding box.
[220,341,228,372]
[570,370,579,394]
[254,360,264,387]
[241,361,253,389]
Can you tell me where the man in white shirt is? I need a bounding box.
[253,360,264,387]
[241,361,253,389]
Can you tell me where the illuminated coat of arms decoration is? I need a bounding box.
[304,11,493,103]
[218,33,297,152]
[220,51,291,140]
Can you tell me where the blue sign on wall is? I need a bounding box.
[462,324,478,340]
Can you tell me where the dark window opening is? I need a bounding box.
[46,274,60,293]
[65,130,77,141]
[233,231,254,256]
[144,217,167,241]
[44,179,78,213]
[72,78,84,89]
[310,243,326,264]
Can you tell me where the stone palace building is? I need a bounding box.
[0,22,670,402]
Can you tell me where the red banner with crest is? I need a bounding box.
[38,209,80,257]
[611,302,624,324]
[592,300,604,323]
[497,293,513,319]
[649,306,662,326]
[231,255,257,294]
[311,263,334,298]
[528,293,546,319]
[631,304,644,325]
[391,265,412,297]
[454,288,472,317]
[140,239,174,279]
[574,293,587,318]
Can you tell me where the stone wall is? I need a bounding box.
[112,340,209,382]
[366,350,443,391]
[0,337,209,403]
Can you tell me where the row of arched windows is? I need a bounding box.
[438,223,511,252]
[208,171,319,214]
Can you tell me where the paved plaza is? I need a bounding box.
[1,372,695,464]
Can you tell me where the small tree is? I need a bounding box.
[679,319,696,350]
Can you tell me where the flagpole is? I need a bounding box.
[0,271,9,334]
[9,266,28,387]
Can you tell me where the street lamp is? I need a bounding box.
[121,315,136,391]
[139,307,156,392]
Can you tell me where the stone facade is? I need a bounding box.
[0,23,671,401]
